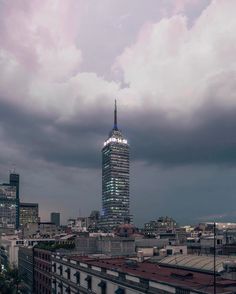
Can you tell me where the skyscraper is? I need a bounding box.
[50,212,60,227]
[101,100,130,230]
[9,172,20,229]
[0,184,17,231]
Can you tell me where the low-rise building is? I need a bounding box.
[34,247,52,294]
[22,222,58,238]
[0,234,24,268]
[51,255,236,293]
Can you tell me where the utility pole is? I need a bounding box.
[213,222,216,294]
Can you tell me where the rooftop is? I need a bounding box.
[152,255,236,273]
[60,256,236,293]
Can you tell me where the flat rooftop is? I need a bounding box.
[151,254,236,273]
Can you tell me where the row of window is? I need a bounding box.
[53,276,125,294]
[34,251,51,261]
[34,270,51,286]
[35,260,51,272]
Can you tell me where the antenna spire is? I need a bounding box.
[114,99,118,130]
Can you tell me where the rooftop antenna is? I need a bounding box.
[113,99,118,130]
[9,164,16,174]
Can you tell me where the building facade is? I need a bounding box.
[51,255,236,294]
[20,202,39,226]
[34,247,52,294]
[0,184,17,231]
[101,101,130,230]
[18,246,34,293]
[51,212,60,227]
[9,172,20,229]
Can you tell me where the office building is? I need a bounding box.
[20,202,39,226]
[0,184,17,231]
[51,212,60,227]
[9,172,20,229]
[101,100,130,230]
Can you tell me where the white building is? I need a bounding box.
[51,254,236,294]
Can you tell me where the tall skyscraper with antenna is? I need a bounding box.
[101,100,130,230]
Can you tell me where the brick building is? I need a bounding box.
[34,248,52,294]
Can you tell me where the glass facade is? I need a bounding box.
[101,102,130,230]
[0,184,17,229]
[9,173,20,229]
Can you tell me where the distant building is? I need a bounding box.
[9,172,20,229]
[20,202,39,226]
[22,222,58,238]
[144,216,177,236]
[51,212,60,227]
[67,217,88,232]
[88,210,100,231]
[101,101,130,230]
[0,184,17,231]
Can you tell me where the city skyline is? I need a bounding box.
[0,0,236,225]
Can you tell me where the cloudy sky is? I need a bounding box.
[0,0,236,225]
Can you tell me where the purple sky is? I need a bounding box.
[0,0,236,225]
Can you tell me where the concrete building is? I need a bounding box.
[74,236,135,257]
[75,236,98,254]
[20,202,39,226]
[0,234,24,268]
[101,100,130,230]
[97,237,135,256]
[51,255,236,293]
[22,222,58,238]
[51,212,60,227]
[1,234,56,269]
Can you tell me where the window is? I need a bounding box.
[58,265,63,275]
[74,271,80,284]
[85,275,92,290]
[98,280,106,294]
[58,282,63,290]
[65,268,71,280]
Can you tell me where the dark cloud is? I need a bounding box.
[127,105,236,167]
[1,98,236,170]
